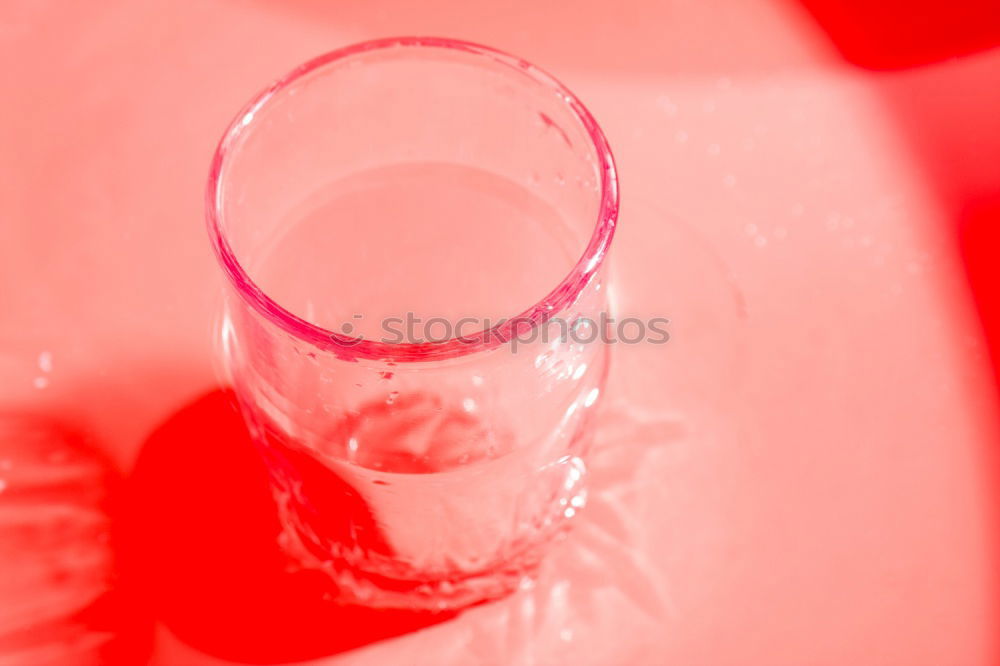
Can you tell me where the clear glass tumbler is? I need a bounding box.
[206,37,618,610]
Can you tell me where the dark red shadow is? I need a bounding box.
[960,199,1000,387]
[796,0,1000,69]
[118,389,455,664]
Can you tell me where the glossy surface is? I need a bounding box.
[2,1,999,663]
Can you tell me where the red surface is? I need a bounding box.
[2,1,1000,664]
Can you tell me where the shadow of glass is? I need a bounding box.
[118,388,456,664]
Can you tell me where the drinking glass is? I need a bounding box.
[206,37,619,610]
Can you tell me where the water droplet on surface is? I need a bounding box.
[656,94,678,115]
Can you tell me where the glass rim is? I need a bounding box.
[206,36,619,363]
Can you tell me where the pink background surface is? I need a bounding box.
[2,1,1000,663]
